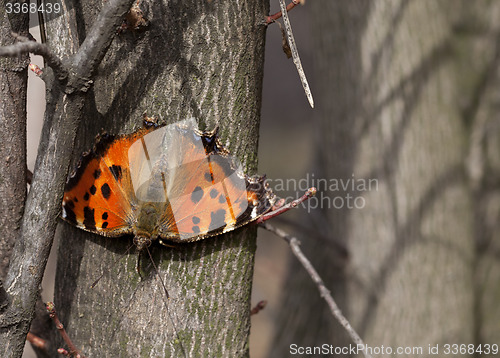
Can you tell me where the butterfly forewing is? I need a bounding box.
[62,127,154,236]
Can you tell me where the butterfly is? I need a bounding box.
[62,117,277,250]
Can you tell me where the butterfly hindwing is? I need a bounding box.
[146,119,276,242]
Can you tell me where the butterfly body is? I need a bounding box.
[62,118,276,248]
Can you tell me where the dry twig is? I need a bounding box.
[260,223,373,358]
[0,33,68,81]
[46,302,86,358]
[250,300,267,316]
[277,0,314,108]
[255,187,317,224]
[26,332,48,351]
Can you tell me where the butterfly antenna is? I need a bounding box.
[91,242,136,289]
[144,246,188,358]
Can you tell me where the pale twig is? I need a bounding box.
[278,0,314,108]
[260,223,373,358]
[0,33,68,81]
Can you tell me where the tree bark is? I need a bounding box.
[0,0,29,283]
[272,0,500,355]
[0,1,136,356]
[47,1,268,356]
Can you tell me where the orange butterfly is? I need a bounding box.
[62,118,277,250]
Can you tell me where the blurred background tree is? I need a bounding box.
[268,1,500,356]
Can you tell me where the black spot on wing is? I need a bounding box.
[204,172,214,183]
[83,206,96,230]
[192,225,200,234]
[66,200,75,210]
[93,169,101,179]
[102,212,108,220]
[83,192,90,201]
[89,185,97,195]
[109,165,122,181]
[209,155,238,181]
[64,133,116,192]
[192,216,200,224]
[102,221,108,229]
[73,197,78,203]
[101,183,111,199]
[191,186,203,203]
[209,209,226,232]
[63,203,77,224]
[218,194,226,204]
[210,188,218,199]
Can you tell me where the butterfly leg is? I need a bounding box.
[133,236,153,278]
[136,251,145,279]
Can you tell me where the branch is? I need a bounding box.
[250,300,267,316]
[0,0,136,93]
[0,34,68,81]
[46,302,87,358]
[254,187,316,224]
[26,332,48,351]
[260,223,373,358]
[68,0,138,93]
[277,0,314,108]
[0,0,138,356]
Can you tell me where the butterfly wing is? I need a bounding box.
[62,127,155,237]
[64,118,276,243]
[161,154,275,242]
[128,118,275,242]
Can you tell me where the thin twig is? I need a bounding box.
[29,63,43,77]
[254,187,317,224]
[46,302,86,358]
[260,223,373,358]
[265,0,301,24]
[273,215,349,260]
[250,300,267,316]
[277,0,314,108]
[26,332,48,351]
[0,33,68,81]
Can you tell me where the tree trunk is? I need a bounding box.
[46,1,268,356]
[0,1,28,282]
[272,0,500,356]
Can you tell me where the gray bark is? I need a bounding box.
[45,0,268,357]
[272,0,500,356]
[0,0,136,357]
[0,0,28,283]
